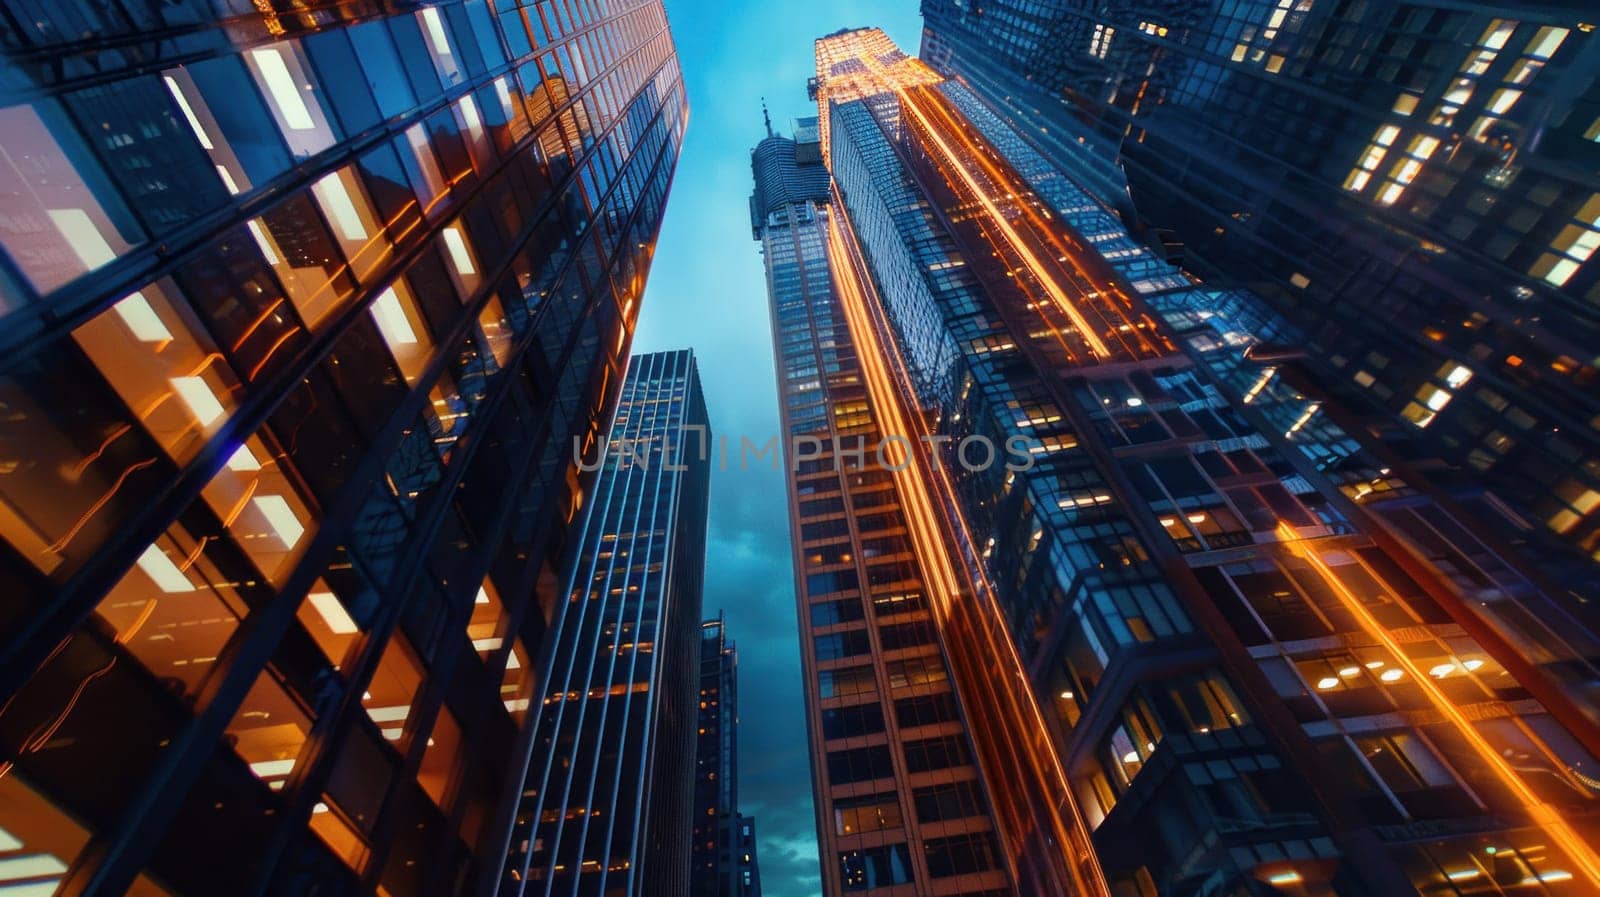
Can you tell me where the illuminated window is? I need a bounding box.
[417,707,465,810]
[299,579,362,670]
[417,7,464,88]
[370,279,436,385]
[244,43,339,158]
[0,103,140,293]
[246,193,358,330]
[438,220,482,298]
[1088,23,1114,59]
[1530,194,1600,288]
[469,577,508,658]
[195,434,317,586]
[95,525,251,695]
[226,668,314,792]
[311,166,389,283]
[363,634,425,746]
[71,280,243,464]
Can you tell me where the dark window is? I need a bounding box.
[826,746,894,785]
[903,735,970,773]
[813,630,870,661]
[822,703,886,740]
[895,692,959,730]
[878,619,934,651]
[805,569,859,596]
[913,780,986,823]
[923,832,999,878]
[811,597,865,627]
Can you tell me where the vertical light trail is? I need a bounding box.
[1277,522,1600,889]
[826,201,1110,897]
[894,95,1113,359]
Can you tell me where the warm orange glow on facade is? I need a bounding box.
[1277,521,1600,889]
[826,197,1109,897]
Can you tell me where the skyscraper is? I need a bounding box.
[919,1,1600,577]
[0,3,685,895]
[765,24,1600,897]
[503,349,711,897]
[753,109,1030,897]
[691,614,764,897]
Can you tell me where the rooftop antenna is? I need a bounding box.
[761,97,774,137]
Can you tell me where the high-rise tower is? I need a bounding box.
[752,115,1025,897]
[762,25,1600,897]
[919,1,1600,577]
[691,614,763,897]
[503,350,711,897]
[0,3,685,895]
[505,350,713,895]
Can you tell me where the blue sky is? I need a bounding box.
[632,2,922,894]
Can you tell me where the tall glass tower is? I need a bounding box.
[502,349,710,897]
[0,3,685,896]
[763,25,1600,897]
[692,614,763,897]
[919,1,1600,578]
[752,112,1024,897]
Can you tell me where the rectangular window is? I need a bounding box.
[923,832,1000,878]
[825,746,894,785]
[810,597,865,627]
[819,666,875,699]
[838,843,913,891]
[821,702,886,740]
[913,780,985,823]
[885,655,947,689]
[903,734,971,774]
[813,629,870,661]
[833,793,902,836]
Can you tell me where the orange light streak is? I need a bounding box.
[894,93,1112,358]
[45,458,159,555]
[827,204,1110,897]
[1277,522,1600,888]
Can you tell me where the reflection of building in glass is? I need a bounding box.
[920,1,1600,577]
[761,24,1600,897]
[0,3,685,895]
[692,615,763,897]
[506,349,711,897]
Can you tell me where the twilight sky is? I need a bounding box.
[631,2,923,894]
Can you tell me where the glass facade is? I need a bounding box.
[691,615,763,897]
[751,116,1020,897]
[0,2,685,895]
[793,25,1600,897]
[919,0,1600,582]
[503,349,711,897]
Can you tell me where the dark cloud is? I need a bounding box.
[635,3,923,894]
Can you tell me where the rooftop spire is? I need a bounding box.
[761,97,773,137]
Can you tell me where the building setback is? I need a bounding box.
[919,0,1600,581]
[765,24,1600,897]
[505,349,711,897]
[0,3,685,896]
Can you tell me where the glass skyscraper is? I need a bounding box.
[752,107,1025,897]
[504,349,711,897]
[0,2,685,895]
[918,1,1600,581]
[762,24,1600,897]
[691,614,763,897]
